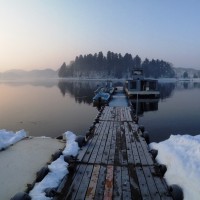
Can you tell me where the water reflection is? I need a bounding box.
[57,80,96,104]
[158,83,175,99]
[57,80,125,105]
[1,79,200,141]
[0,80,58,88]
[130,82,175,116]
[131,99,159,116]
[140,80,200,142]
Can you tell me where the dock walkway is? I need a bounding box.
[56,105,172,200]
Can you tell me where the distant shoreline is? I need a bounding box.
[1,77,200,83]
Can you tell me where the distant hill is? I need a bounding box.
[174,67,200,78]
[0,69,57,80]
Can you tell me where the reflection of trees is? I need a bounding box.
[176,81,200,90]
[58,80,98,104]
[183,82,188,89]
[58,80,200,105]
[131,100,159,116]
[158,83,175,99]
[193,82,200,88]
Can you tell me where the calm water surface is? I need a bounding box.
[0,80,100,137]
[0,80,200,142]
[139,81,200,142]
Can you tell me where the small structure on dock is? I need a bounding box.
[125,67,160,98]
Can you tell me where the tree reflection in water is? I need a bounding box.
[58,80,99,104]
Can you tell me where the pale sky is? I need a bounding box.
[0,0,200,72]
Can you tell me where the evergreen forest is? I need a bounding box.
[58,51,175,79]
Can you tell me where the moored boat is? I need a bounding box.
[93,92,110,105]
[125,68,160,98]
[93,80,114,106]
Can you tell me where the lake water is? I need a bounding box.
[0,79,200,142]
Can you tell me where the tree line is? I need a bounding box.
[58,51,175,78]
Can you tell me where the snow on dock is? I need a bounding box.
[0,134,65,200]
[109,86,129,107]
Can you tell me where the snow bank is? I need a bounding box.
[63,131,79,157]
[150,134,200,200]
[0,129,27,150]
[30,131,79,200]
[29,156,68,200]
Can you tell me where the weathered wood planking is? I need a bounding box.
[56,106,172,200]
[85,164,100,200]
[99,106,132,122]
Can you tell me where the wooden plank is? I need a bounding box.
[135,166,151,199]
[104,107,110,121]
[101,121,114,164]
[121,166,132,199]
[75,165,93,200]
[124,122,135,164]
[76,123,100,162]
[127,107,133,121]
[149,165,173,200]
[128,124,148,165]
[107,122,117,165]
[128,126,141,165]
[116,107,120,121]
[95,121,110,163]
[64,164,87,200]
[94,165,107,200]
[138,132,154,165]
[136,142,148,165]
[114,123,122,165]
[113,166,122,200]
[108,107,114,121]
[128,164,142,200]
[88,121,108,163]
[104,165,114,200]
[99,107,107,121]
[85,164,101,200]
[120,107,125,121]
[120,123,128,165]
[82,122,103,163]
[142,166,161,200]
[123,107,129,121]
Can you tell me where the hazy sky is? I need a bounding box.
[0,0,200,72]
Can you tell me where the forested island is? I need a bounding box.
[58,51,175,79]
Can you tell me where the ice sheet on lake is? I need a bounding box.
[150,134,200,200]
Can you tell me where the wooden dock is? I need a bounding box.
[56,106,172,200]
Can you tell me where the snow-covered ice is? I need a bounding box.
[150,134,200,200]
[0,129,27,150]
[29,131,79,200]
[0,131,65,200]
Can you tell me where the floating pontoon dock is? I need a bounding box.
[56,89,172,200]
